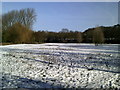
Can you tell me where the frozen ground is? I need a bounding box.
[0,43,120,89]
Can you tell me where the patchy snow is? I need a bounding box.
[0,43,120,89]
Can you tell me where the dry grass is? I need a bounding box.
[1,43,13,45]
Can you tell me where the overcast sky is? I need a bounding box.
[2,2,118,32]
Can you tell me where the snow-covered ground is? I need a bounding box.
[0,43,120,89]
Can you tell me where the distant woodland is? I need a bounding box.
[2,8,120,44]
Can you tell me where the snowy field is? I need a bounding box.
[0,43,120,89]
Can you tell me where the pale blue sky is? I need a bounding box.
[2,2,118,32]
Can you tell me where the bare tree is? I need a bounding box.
[0,15,2,44]
[93,26,104,46]
[2,8,36,31]
[60,28,70,33]
[77,32,83,43]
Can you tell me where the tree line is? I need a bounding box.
[2,8,120,44]
[83,24,120,44]
[34,29,83,43]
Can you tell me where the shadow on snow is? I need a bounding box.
[2,73,64,89]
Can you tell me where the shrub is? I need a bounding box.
[5,22,33,44]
